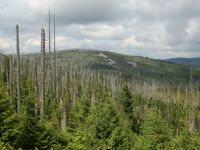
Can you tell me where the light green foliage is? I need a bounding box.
[66,129,95,150]
[88,99,135,149]
[169,132,200,149]
[137,109,173,150]
[90,101,119,140]
[0,141,13,150]
[106,123,136,150]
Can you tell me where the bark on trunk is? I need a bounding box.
[40,27,46,120]
[16,24,21,114]
[9,55,13,103]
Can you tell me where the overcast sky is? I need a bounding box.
[0,0,200,59]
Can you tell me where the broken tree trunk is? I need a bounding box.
[48,6,53,102]
[0,54,3,75]
[34,57,39,114]
[40,27,46,120]
[16,24,21,114]
[53,13,57,98]
[58,66,67,130]
[9,55,13,103]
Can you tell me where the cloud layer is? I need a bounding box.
[0,0,200,58]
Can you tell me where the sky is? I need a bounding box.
[0,0,200,59]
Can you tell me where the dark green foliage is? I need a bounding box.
[80,95,91,117]
[89,63,116,71]
[87,99,135,150]
[0,80,10,136]
[121,85,133,116]
[0,78,18,149]
[15,94,56,149]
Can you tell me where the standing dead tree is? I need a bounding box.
[59,67,67,130]
[0,54,3,75]
[6,59,9,96]
[187,68,195,132]
[9,55,13,103]
[48,6,53,102]
[176,85,180,135]
[53,14,57,98]
[34,57,39,114]
[16,24,21,114]
[40,27,46,120]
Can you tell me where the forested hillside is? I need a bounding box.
[0,47,200,149]
[25,49,200,82]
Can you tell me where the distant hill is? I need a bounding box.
[24,49,200,82]
[166,57,200,66]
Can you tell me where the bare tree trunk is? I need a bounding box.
[91,90,96,107]
[9,55,13,103]
[0,54,2,75]
[176,85,180,136]
[58,66,63,102]
[72,67,76,108]
[48,6,53,102]
[61,96,67,130]
[6,67,9,95]
[60,95,67,130]
[53,13,57,97]
[16,24,21,114]
[188,69,195,132]
[58,67,67,130]
[34,57,39,114]
[40,27,46,120]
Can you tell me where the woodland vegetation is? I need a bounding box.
[0,22,200,150]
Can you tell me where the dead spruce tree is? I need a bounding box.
[53,13,57,97]
[48,6,53,102]
[188,68,195,132]
[40,27,46,120]
[0,54,3,75]
[34,57,39,114]
[59,67,67,130]
[9,55,13,103]
[16,24,21,114]
[6,59,9,96]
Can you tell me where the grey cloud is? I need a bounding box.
[0,0,200,58]
[56,0,132,24]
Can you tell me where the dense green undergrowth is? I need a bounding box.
[0,75,200,150]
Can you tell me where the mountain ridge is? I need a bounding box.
[2,49,200,82]
[49,50,200,82]
[166,57,200,66]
